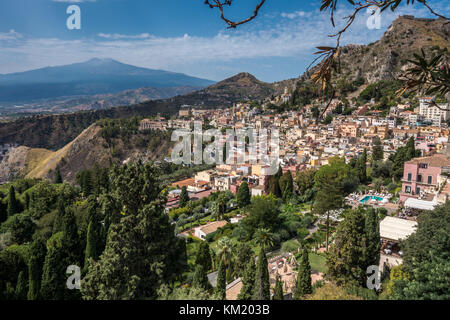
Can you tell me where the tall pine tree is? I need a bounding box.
[52,197,66,234]
[372,137,384,161]
[216,260,226,300]
[253,248,270,300]
[192,265,210,290]
[27,239,47,300]
[238,259,255,300]
[273,273,284,300]
[54,169,63,184]
[358,149,368,184]
[364,208,381,269]
[84,198,102,272]
[236,182,251,208]
[195,241,212,272]
[15,271,28,300]
[40,233,66,300]
[7,185,20,218]
[179,186,189,208]
[293,248,312,299]
[279,171,294,200]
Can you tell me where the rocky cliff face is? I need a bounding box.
[336,16,449,84]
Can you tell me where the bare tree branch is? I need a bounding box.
[205,0,267,29]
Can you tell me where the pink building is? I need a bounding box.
[400,154,450,202]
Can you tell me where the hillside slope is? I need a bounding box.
[0,123,173,183]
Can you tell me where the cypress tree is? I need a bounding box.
[279,171,293,200]
[364,208,381,269]
[238,259,255,300]
[253,248,270,300]
[293,248,312,299]
[41,234,66,300]
[7,185,20,218]
[216,260,227,300]
[52,197,66,234]
[405,136,416,160]
[226,262,235,284]
[235,243,253,278]
[236,182,251,208]
[0,198,7,224]
[27,239,47,300]
[15,271,28,300]
[84,199,101,272]
[268,176,281,198]
[61,208,82,269]
[192,265,210,290]
[179,186,189,208]
[54,169,63,184]
[358,149,368,184]
[372,137,384,161]
[273,273,284,300]
[84,220,99,272]
[25,193,30,210]
[80,170,94,196]
[195,241,212,272]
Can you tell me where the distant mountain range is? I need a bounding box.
[0,58,215,104]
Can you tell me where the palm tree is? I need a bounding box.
[216,237,234,268]
[217,193,228,220]
[210,202,220,221]
[253,228,274,251]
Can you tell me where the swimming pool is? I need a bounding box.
[360,195,384,204]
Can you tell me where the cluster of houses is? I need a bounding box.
[151,95,449,216]
[140,92,449,298]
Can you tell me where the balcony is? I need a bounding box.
[401,179,437,187]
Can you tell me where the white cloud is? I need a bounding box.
[0,29,22,41]
[97,33,152,39]
[0,3,440,80]
[281,11,309,19]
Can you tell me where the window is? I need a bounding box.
[417,174,422,183]
[419,163,428,169]
[428,176,432,184]
[416,187,421,194]
[407,173,412,181]
[405,186,411,193]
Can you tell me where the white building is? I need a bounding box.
[194,221,228,240]
[419,98,449,127]
[379,217,417,270]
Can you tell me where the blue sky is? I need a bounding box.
[0,0,448,82]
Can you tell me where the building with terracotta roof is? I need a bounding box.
[194,220,227,240]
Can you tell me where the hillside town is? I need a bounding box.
[140,94,450,210]
[135,92,450,299]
